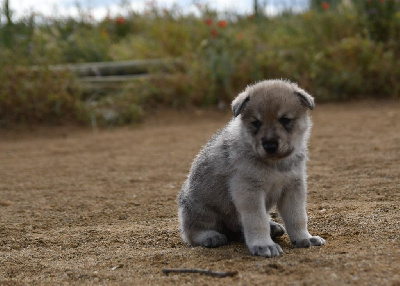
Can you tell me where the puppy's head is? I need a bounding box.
[232,79,314,161]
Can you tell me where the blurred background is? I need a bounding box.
[1,0,399,127]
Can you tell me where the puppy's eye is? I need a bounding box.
[251,119,261,129]
[279,117,293,126]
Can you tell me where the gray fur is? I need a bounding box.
[178,79,325,257]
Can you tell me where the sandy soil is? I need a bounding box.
[0,100,399,285]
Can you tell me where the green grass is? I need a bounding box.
[1,0,400,126]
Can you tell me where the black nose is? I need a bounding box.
[263,141,278,154]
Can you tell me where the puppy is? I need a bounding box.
[178,79,325,257]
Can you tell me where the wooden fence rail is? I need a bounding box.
[33,58,180,89]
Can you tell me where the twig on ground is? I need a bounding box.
[162,268,238,278]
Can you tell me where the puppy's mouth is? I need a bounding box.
[263,148,294,161]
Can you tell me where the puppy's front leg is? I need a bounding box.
[231,186,283,257]
[278,179,325,248]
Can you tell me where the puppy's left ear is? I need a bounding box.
[294,89,315,110]
[232,91,250,117]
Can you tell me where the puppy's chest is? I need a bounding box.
[253,172,292,207]
[256,169,296,194]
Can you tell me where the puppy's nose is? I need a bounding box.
[263,140,278,154]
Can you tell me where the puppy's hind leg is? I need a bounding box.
[270,221,286,239]
[192,230,228,248]
[179,201,228,248]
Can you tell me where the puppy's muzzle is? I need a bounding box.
[263,140,279,154]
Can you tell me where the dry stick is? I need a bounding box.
[162,268,238,278]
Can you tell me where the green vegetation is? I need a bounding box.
[1,0,400,126]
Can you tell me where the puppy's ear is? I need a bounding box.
[294,90,314,110]
[232,91,250,117]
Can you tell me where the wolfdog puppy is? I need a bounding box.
[178,79,325,257]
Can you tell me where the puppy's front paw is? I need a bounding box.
[250,243,283,258]
[292,236,326,248]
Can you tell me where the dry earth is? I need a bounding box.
[0,100,399,285]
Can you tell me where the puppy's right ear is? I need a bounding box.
[232,91,250,117]
[294,90,314,110]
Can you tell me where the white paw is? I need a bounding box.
[249,243,283,257]
[292,236,326,248]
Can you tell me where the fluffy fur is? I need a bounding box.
[178,79,325,257]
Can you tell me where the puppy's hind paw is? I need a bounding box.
[270,222,286,239]
[201,233,228,248]
[250,243,283,258]
[292,236,326,248]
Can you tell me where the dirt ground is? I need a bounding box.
[0,100,399,285]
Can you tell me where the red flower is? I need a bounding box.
[237,34,243,41]
[211,29,218,38]
[204,18,212,26]
[116,16,126,25]
[321,1,330,10]
[217,20,227,28]
[379,0,385,3]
